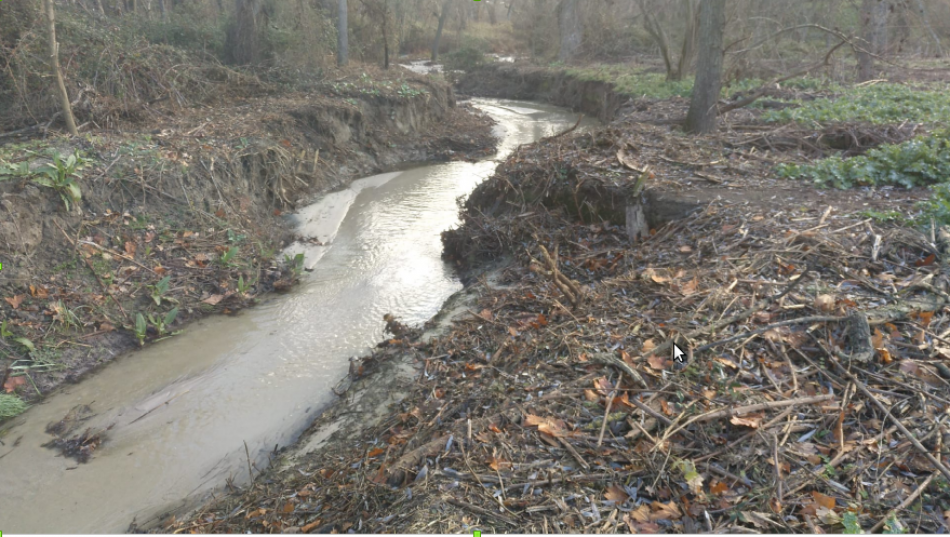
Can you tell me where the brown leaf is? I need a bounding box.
[367,447,385,458]
[215,209,226,218]
[203,294,225,306]
[650,501,682,521]
[280,139,293,148]
[628,505,652,523]
[710,481,730,495]
[488,457,511,471]
[508,326,518,337]
[641,338,656,354]
[584,389,600,402]
[4,295,24,309]
[647,354,670,371]
[488,424,502,434]
[814,294,835,313]
[730,414,763,429]
[680,277,699,296]
[594,376,613,396]
[281,502,295,514]
[524,414,545,427]
[605,485,629,503]
[811,491,837,510]
[124,241,136,256]
[478,309,493,321]
[29,285,49,299]
[301,519,323,533]
[3,375,26,393]
[916,254,937,267]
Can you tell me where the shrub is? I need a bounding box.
[0,394,28,420]
[764,83,950,125]
[444,46,488,72]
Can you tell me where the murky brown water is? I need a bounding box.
[0,99,593,533]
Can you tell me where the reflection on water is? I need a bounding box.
[0,99,594,533]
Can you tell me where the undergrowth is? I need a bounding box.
[764,83,950,125]
[777,129,950,189]
[0,393,28,419]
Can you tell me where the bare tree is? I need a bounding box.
[338,0,348,66]
[431,0,452,62]
[638,0,699,81]
[489,0,498,25]
[557,0,581,61]
[685,0,725,134]
[43,0,78,135]
[857,0,890,81]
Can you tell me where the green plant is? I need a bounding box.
[135,313,148,346]
[237,274,253,295]
[0,394,28,420]
[31,151,89,212]
[284,252,305,275]
[147,307,179,337]
[777,130,950,189]
[843,512,863,534]
[219,246,239,267]
[882,514,905,534]
[149,275,173,306]
[764,83,950,125]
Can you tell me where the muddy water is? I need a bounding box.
[0,100,592,533]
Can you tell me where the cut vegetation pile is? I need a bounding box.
[167,76,950,534]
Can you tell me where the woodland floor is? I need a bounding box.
[161,75,950,534]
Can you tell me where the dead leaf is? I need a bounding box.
[281,502,295,514]
[650,501,682,521]
[508,326,518,337]
[641,338,656,354]
[741,511,775,529]
[710,481,729,495]
[29,285,49,299]
[680,277,699,296]
[203,294,225,306]
[811,491,837,510]
[916,254,937,267]
[488,457,511,471]
[627,505,652,523]
[647,354,670,371]
[4,295,24,309]
[3,375,26,393]
[479,309,493,321]
[594,376,613,396]
[605,485,629,503]
[124,241,136,256]
[367,447,385,458]
[730,414,763,429]
[616,147,644,172]
[815,294,835,312]
[300,520,323,533]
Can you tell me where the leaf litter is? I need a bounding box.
[163,90,950,534]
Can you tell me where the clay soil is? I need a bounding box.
[163,67,950,534]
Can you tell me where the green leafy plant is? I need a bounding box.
[147,307,179,337]
[237,274,253,295]
[31,151,89,212]
[443,47,487,72]
[135,313,148,346]
[284,252,305,276]
[219,246,239,267]
[842,511,863,534]
[0,394,28,420]
[777,130,950,189]
[765,83,950,125]
[149,275,173,306]
[882,514,905,534]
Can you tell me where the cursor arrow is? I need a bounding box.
[672,344,686,363]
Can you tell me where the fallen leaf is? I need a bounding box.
[215,208,226,218]
[647,354,669,371]
[680,277,699,296]
[650,501,682,521]
[508,326,518,337]
[367,447,385,458]
[815,294,835,312]
[124,241,136,256]
[584,389,599,402]
[280,139,292,148]
[730,414,763,428]
[29,285,49,299]
[594,376,613,396]
[203,294,226,306]
[4,295,24,309]
[641,338,656,354]
[479,309,493,321]
[678,245,693,253]
[488,424,502,434]
[300,520,323,533]
[627,505,652,523]
[488,457,510,471]
[281,502,295,514]
[710,481,730,495]
[812,491,837,510]
[916,254,937,267]
[605,485,629,503]
[3,375,26,393]
[741,511,775,529]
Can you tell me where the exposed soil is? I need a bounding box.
[163,65,950,534]
[0,66,496,415]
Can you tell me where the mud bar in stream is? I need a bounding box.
[0,99,594,534]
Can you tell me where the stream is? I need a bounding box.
[0,99,592,533]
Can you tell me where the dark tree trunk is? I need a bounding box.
[381,0,389,69]
[489,0,497,25]
[337,0,348,66]
[684,0,725,134]
[557,0,581,61]
[431,0,452,62]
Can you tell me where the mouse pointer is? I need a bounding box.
[672,344,686,363]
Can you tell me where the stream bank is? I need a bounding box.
[0,66,495,418]
[165,66,950,534]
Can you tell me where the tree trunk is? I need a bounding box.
[225,0,266,65]
[557,0,581,61]
[684,0,725,135]
[157,0,166,20]
[674,0,699,80]
[382,0,390,69]
[43,0,78,136]
[95,0,106,15]
[489,0,497,25]
[431,0,452,62]
[857,0,889,81]
[337,0,348,66]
